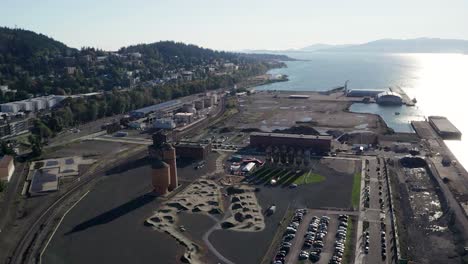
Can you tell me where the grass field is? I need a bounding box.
[351,173,361,209]
[342,217,355,263]
[293,170,326,185]
[249,167,328,187]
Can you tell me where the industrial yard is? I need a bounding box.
[2,87,468,264]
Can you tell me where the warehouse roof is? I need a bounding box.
[429,116,461,134]
[130,100,183,115]
[289,95,310,99]
[29,168,59,194]
[250,132,332,140]
[376,91,402,98]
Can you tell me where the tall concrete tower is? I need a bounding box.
[148,131,178,194]
[162,143,178,191]
[151,159,170,195]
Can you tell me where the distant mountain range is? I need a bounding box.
[244,38,468,54]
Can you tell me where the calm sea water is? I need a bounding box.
[257,51,468,167]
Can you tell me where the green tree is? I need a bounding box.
[28,135,42,157]
[86,101,99,121]
[0,141,16,156]
[31,119,53,140]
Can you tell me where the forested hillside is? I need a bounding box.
[0,27,287,104]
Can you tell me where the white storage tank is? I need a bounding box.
[182,103,196,114]
[153,118,176,129]
[0,103,19,113]
[174,112,193,124]
[31,98,46,111]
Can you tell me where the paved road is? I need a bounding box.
[202,215,235,264]
[360,157,394,264]
[315,216,337,264]
[88,135,153,145]
[0,162,27,234]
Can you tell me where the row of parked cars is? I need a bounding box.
[272,209,307,264]
[329,214,349,264]
[378,165,388,260]
[381,223,387,260]
[363,185,370,208]
[299,215,330,262]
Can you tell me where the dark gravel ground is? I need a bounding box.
[42,152,218,264]
[177,212,220,263]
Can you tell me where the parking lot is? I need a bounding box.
[271,209,357,264]
[356,157,395,264]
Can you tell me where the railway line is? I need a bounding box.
[6,146,146,264]
[6,96,229,264]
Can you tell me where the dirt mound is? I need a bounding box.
[273,125,320,135]
[221,222,235,229]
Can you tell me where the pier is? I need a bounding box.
[428,116,462,140]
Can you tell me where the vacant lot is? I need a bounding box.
[42,153,218,264]
[225,91,386,133]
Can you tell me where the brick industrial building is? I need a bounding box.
[174,142,212,160]
[249,132,332,154]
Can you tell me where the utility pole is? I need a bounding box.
[344,80,349,95]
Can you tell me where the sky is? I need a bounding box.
[1,0,468,51]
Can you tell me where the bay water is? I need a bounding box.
[257,51,468,167]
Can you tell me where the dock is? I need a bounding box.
[411,120,438,140]
[389,86,415,106]
[428,116,462,140]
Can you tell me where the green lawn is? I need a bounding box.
[293,170,326,185]
[351,173,362,209]
[342,218,354,263]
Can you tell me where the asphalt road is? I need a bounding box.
[361,158,394,264]
[0,162,27,234]
[284,212,313,264]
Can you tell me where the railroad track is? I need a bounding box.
[6,146,146,264]
[7,97,228,264]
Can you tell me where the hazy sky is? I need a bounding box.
[2,0,468,51]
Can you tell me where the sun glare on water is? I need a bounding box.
[406,53,468,166]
